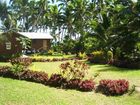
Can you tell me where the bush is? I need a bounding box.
[88,51,107,64]
[107,51,113,63]
[31,58,79,62]
[0,66,49,84]
[10,57,32,73]
[96,79,129,96]
[66,79,81,89]
[111,59,140,69]
[79,79,95,91]
[78,52,87,59]
[0,66,21,79]
[11,64,24,73]
[20,70,48,84]
[10,57,32,67]
[47,50,54,55]
[60,61,89,80]
[0,66,11,76]
[48,74,66,87]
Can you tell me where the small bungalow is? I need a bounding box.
[18,32,53,52]
[0,31,53,55]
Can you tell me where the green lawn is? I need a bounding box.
[0,61,140,105]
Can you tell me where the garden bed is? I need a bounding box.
[0,66,129,95]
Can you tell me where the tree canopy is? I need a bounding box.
[0,0,139,60]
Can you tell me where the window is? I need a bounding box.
[5,42,11,50]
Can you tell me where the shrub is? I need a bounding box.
[60,61,89,80]
[48,74,66,87]
[107,51,113,64]
[89,51,107,64]
[111,59,140,69]
[52,58,59,62]
[20,70,48,84]
[11,64,24,73]
[31,58,81,62]
[0,66,49,84]
[10,57,32,73]
[47,50,54,55]
[66,79,81,89]
[0,66,19,79]
[10,57,32,67]
[96,79,129,96]
[79,79,95,91]
[0,66,11,76]
[78,52,87,59]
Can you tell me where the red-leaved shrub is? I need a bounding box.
[96,79,129,95]
[79,80,95,91]
[66,79,81,89]
[0,66,49,84]
[0,66,14,77]
[48,74,66,87]
[10,57,32,67]
[20,70,48,84]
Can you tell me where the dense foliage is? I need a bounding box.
[60,61,89,80]
[20,70,49,84]
[0,66,130,95]
[66,79,81,89]
[48,74,66,87]
[0,66,49,84]
[79,79,95,92]
[0,0,139,67]
[10,57,32,72]
[96,79,129,96]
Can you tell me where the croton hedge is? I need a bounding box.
[79,79,95,92]
[31,57,82,62]
[0,66,49,84]
[0,65,129,95]
[48,74,67,87]
[96,79,129,96]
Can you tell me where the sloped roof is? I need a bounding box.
[18,32,53,39]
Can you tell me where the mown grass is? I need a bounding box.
[0,61,140,105]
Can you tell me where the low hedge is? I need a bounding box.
[79,80,95,92]
[48,74,67,87]
[0,66,49,85]
[96,79,129,96]
[31,57,83,62]
[0,66,129,95]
